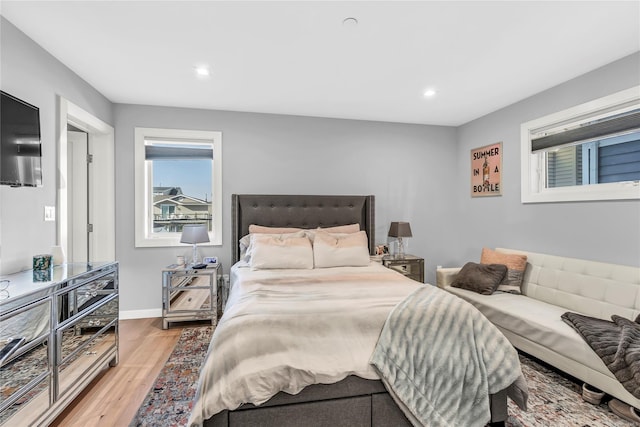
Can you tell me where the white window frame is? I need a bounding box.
[134,127,222,247]
[521,86,640,203]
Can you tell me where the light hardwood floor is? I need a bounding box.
[51,318,183,427]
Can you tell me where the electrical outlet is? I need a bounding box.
[44,206,56,221]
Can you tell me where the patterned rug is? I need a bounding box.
[130,326,213,427]
[130,326,635,427]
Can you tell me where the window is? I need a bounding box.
[545,133,640,188]
[521,86,640,203]
[135,128,222,247]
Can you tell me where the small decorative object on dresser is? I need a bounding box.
[382,254,424,283]
[162,263,219,329]
[375,244,389,256]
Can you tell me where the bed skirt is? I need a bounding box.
[204,376,508,427]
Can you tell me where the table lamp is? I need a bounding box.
[388,221,412,259]
[180,224,210,266]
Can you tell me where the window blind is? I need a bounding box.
[532,109,640,152]
[145,143,213,160]
[547,146,582,188]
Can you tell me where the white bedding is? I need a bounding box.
[188,261,421,426]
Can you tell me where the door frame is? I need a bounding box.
[57,97,115,262]
[67,130,89,263]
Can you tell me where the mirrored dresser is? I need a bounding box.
[0,261,119,426]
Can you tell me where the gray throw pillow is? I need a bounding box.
[451,262,508,295]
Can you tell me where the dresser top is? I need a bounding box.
[0,262,117,313]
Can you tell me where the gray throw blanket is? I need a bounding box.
[562,312,640,399]
[370,286,527,427]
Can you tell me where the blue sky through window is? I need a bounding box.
[153,159,212,201]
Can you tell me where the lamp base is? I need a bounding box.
[395,238,406,259]
[191,244,200,266]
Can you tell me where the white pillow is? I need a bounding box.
[319,224,360,233]
[313,230,370,268]
[239,234,252,261]
[250,234,313,269]
[239,231,306,262]
[305,223,361,243]
[248,224,303,234]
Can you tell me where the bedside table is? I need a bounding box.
[382,255,424,283]
[162,264,220,329]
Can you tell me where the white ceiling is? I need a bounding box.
[1,1,639,126]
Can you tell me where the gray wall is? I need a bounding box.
[113,105,457,313]
[0,17,113,274]
[450,53,640,268]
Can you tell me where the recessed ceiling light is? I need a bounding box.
[342,17,358,27]
[424,89,437,98]
[194,65,211,78]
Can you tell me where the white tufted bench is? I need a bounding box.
[437,248,640,409]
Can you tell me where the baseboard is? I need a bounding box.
[119,308,161,320]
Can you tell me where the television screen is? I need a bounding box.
[1,91,42,187]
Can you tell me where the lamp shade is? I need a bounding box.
[388,222,412,238]
[180,224,210,244]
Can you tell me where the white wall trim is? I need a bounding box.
[57,97,115,260]
[119,309,162,320]
[521,85,640,203]
[134,127,223,247]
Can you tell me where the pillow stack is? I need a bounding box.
[480,248,527,294]
[240,224,370,270]
[451,248,528,295]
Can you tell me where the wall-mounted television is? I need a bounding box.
[1,91,42,187]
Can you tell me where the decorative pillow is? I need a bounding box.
[305,224,361,243]
[313,230,370,268]
[318,224,360,234]
[240,231,306,263]
[250,233,313,269]
[451,262,508,295]
[241,226,303,261]
[480,248,528,294]
[239,234,251,261]
[248,225,303,234]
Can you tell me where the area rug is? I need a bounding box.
[131,326,635,427]
[130,326,213,427]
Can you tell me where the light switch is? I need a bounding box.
[44,206,56,221]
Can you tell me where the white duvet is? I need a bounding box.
[187,262,421,426]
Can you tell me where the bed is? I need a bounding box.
[189,194,526,427]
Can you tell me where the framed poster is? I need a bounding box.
[471,142,502,197]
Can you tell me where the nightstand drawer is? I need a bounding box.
[382,255,424,283]
[386,261,419,276]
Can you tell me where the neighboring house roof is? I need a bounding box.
[153,186,183,196]
[153,194,209,207]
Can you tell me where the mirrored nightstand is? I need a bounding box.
[162,264,219,329]
[382,255,424,283]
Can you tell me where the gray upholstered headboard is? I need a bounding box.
[231,194,375,264]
